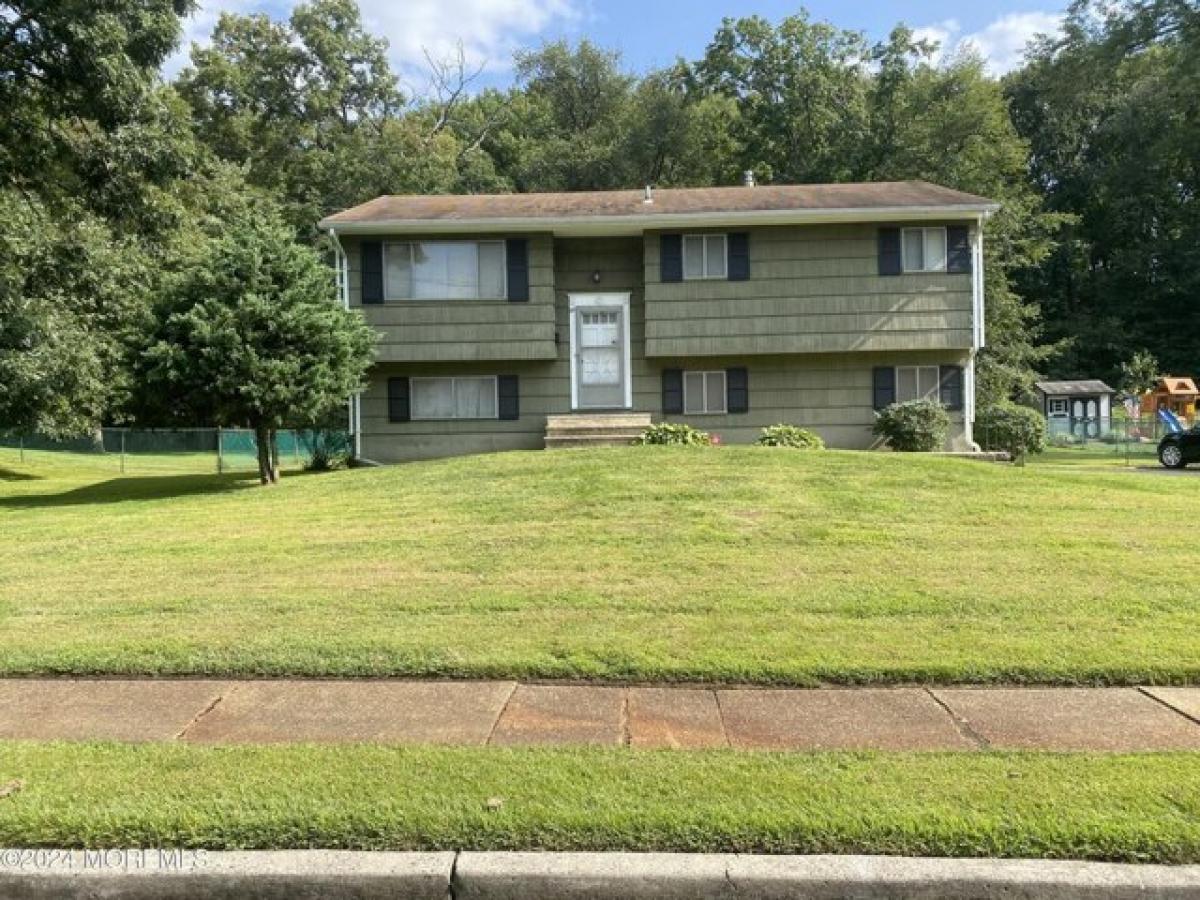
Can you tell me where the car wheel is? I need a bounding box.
[1159,443,1186,469]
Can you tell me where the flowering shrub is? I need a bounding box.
[755,424,825,449]
[634,423,712,446]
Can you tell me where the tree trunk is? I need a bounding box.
[270,430,280,481]
[254,424,278,485]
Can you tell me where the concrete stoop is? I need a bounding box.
[2,851,1197,899]
[544,413,652,449]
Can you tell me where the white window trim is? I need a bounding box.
[901,226,948,274]
[682,233,728,280]
[895,365,941,404]
[568,293,632,411]
[683,370,728,415]
[410,376,500,421]
[383,240,507,301]
[1048,398,1069,416]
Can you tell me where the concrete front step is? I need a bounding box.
[544,427,648,439]
[544,413,651,449]
[544,413,651,431]
[545,435,642,449]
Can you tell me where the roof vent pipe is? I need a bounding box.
[643,185,653,204]
[743,170,756,188]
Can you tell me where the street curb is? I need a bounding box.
[0,849,454,900]
[2,850,1199,899]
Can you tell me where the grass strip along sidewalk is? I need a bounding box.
[0,743,1198,863]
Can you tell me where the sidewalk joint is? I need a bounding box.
[174,686,232,741]
[712,689,732,749]
[620,690,631,747]
[925,688,990,749]
[484,682,519,746]
[1138,686,1200,727]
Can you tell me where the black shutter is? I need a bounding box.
[947,226,971,274]
[878,228,902,276]
[872,367,896,410]
[939,365,964,411]
[726,367,749,413]
[727,232,750,281]
[361,241,384,304]
[505,239,529,301]
[662,368,683,414]
[498,374,520,420]
[660,234,683,283]
[387,377,410,422]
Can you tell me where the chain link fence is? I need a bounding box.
[976,416,1172,467]
[0,428,351,475]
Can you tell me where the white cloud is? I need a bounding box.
[960,11,1063,75]
[910,18,960,66]
[912,11,1063,75]
[166,0,580,81]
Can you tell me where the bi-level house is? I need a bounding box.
[318,180,997,462]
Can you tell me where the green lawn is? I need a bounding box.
[1030,446,1158,468]
[2,446,1198,683]
[1,743,1197,861]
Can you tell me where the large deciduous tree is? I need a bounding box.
[177,0,469,235]
[0,0,202,438]
[0,193,148,437]
[142,210,375,484]
[1006,0,1200,385]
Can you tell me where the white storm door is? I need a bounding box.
[570,294,631,410]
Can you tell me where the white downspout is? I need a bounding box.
[329,228,362,460]
[964,214,987,449]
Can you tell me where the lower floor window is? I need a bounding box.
[411,376,498,420]
[896,366,940,403]
[684,371,727,414]
[1048,398,1069,416]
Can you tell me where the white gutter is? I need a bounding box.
[318,203,1002,237]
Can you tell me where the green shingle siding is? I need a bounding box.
[644,223,974,357]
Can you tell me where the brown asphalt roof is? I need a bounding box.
[320,180,996,226]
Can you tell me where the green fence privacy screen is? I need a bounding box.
[0,428,351,475]
[977,415,1173,465]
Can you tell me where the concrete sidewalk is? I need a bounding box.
[0,679,1198,750]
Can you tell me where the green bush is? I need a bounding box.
[755,424,825,449]
[872,400,950,452]
[976,402,1046,458]
[634,423,712,446]
[299,429,352,471]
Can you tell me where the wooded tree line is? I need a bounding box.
[1,0,1196,444]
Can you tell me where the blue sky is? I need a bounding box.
[171,0,1068,86]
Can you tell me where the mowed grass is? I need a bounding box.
[1,446,1198,682]
[1,743,1198,861]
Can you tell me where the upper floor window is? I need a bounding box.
[683,234,728,280]
[385,241,506,300]
[902,227,947,273]
[896,365,940,403]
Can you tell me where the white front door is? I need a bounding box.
[570,293,632,410]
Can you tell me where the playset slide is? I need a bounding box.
[1157,408,1185,433]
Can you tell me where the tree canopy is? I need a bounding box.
[4,0,1199,442]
